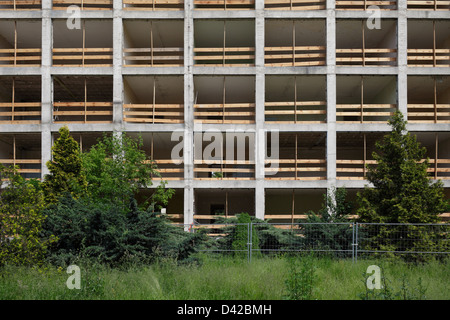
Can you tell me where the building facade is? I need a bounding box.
[0,0,449,224]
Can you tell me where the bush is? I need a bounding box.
[0,165,57,267]
[42,194,206,266]
[284,254,317,300]
[300,188,355,258]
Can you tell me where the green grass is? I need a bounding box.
[0,256,448,300]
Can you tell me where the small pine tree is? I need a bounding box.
[42,126,88,204]
[356,111,449,260]
[357,111,448,224]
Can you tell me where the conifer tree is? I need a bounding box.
[356,111,449,260]
[42,126,88,204]
[357,111,447,224]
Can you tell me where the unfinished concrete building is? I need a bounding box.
[0,0,449,225]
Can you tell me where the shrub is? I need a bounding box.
[284,254,317,300]
[0,165,57,267]
[42,194,205,266]
[301,188,355,258]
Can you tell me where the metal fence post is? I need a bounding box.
[352,222,355,263]
[247,222,252,263]
[248,222,252,263]
[355,222,358,263]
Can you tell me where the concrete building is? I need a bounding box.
[0,0,449,225]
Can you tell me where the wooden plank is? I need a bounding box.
[123,118,183,123]
[123,47,183,53]
[153,160,184,164]
[264,214,308,219]
[265,0,324,3]
[194,0,254,4]
[53,48,112,53]
[194,111,254,116]
[124,0,183,4]
[264,176,326,181]
[265,101,326,106]
[123,56,184,61]
[53,0,112,4]
[265,159,326,164]
[0,159,41,164]
[54,102,112,107]
[264,110,326,115]
[265,45,325,51]
[124,104,184,109]
[194,47,254,53]
[0,111,41,116]
[0,0,41,5]
[194,54,255,60]
[195,103,255,108]
[0,102,41,107]
[54,111,113,116]
[194,160,254,165]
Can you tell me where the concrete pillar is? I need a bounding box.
[40,0,52,178]
[113,0,124,130]
[397,0,408,120]
[254,1,265,220]
[184,0,194,225]
[326,0,337,211]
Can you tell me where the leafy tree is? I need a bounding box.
[356,111,449,260]
[0,165,57,266]
[81,132,172,212]
[42,126,88,204]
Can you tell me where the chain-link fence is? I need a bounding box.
[179,222,450,262]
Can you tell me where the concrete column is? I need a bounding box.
[326,0,337,207]
[184,0,194,225]
[40,0,52,178]
[254,1,265,220]
[255,72,265,221]
[113,0,123,130]
[397,0,408,119]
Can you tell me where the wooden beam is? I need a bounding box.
[361,76,364,123]
[14,21,17,66]
[363,133,366,178]
[433,20,436,67]
[11,78,15,122]
[435,133,438,179]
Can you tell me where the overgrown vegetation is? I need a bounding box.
[0,257,448,300]
[284,254,316,300]
[1,127,181,268]
[0,114,449,300]
[0,166,57,267]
